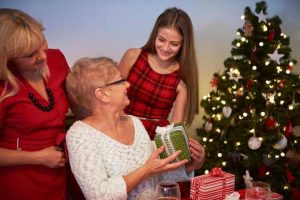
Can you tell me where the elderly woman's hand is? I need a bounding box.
[185,138,205,173]
[142,146,188,177]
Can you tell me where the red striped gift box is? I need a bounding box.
[190,168,235,200]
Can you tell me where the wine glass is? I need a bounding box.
[245,181,271,200]
[155,181,181,200]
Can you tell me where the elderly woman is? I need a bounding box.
[66,57,205,200]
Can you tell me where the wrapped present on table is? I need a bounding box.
[190,167,235,200]
[154,123,191,161]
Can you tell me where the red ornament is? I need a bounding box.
[267,29,275,41]
[278,80,285,88]
[250,46,260,64]
[284,119,293,139]
[258,165,268,177]
[287,65,293,72]
[236,87,244,97]
[210,77,219,87]
[286,168,296,184]
[246,79,253,90]
[265,117,276,130]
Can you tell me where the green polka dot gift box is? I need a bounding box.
[154,123,191,161]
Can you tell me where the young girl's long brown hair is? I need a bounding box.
[142,7,199,126]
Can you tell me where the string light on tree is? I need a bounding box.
[265,61,270,66]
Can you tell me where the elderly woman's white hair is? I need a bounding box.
[66,56,119,119]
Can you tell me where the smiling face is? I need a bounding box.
[155,27,183,62]
[10,41,48,73]
[105,70,130,109]
[67,57,131,117]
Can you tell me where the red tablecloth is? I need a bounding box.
[182,189,284,200]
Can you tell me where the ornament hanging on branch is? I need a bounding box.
[257,10,267,23]
[267,29,275,41]
[268,49,284,64]
[250,46,260,64]
[243,20,254,37]
[258,165,268,178]
[262,92,276,105]
[278,80,285,88]
[285,168,296,184]
[248,136,261,150]
[265,116,277,130]
[210,76,219,87]
[246,79,253,90]
[272,135,287,150]
[222,106,232,118]
[284,119,293,139]
[286,64,293,72]
[204,119,213,132]
[236,87,244,97]
[227,68,242,82]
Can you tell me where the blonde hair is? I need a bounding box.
[0,8,48,102]
[66,57,119,118]
[142,7,199,126]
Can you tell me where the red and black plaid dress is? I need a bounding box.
[124,50,180,140]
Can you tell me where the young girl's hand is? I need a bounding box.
[185,138,205,173]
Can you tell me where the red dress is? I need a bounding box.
[0,49,69,200]
[124,50,180,140]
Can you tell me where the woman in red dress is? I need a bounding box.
[0,8,69,200]
[119,7,204,197]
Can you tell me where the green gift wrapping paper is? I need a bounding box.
[154,123,191,161]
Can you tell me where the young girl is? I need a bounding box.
[119,7,199,140]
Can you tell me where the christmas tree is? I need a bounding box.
[197,1,300,198]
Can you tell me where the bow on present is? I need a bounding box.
[209,167,224,177]
[155,123,175,135]
[155,124,176,159]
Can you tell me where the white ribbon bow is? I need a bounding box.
[155,123,175,135]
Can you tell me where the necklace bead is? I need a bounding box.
[28,88,55,112]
